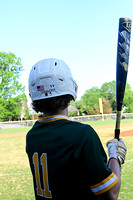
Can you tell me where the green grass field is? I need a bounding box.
[0,120,133,199]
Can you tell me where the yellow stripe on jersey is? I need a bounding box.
[38,115,70,123]
[90,172,118,195]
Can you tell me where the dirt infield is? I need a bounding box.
[93,122,133,130]
[119,130,133,137]
[109,130,133,137]
[93,122,133,137]
[0,132,26,138]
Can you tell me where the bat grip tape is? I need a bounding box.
[115,129,120,140]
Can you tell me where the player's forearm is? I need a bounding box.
[107,158,121,200]
[105,138,126,199]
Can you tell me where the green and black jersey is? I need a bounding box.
[26,115,118,200]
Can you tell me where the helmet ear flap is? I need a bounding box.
[28,58,78,101]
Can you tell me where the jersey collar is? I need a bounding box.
[38,115,70,123]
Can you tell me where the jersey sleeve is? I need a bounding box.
[74,125,118,196]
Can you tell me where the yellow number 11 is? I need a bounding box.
[33,152,52,198]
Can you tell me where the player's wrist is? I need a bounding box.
[108,154,122,169]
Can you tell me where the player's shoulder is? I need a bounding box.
[69,120,94,129]
[70,122,101,155]
[26,121,39,137]
[66,120,89,129]
[67,120,97,137]
[71,120,101,141]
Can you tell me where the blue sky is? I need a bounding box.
[1,0,133,100]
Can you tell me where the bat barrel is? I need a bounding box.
[115,17,132,139]
[116,17,132,111]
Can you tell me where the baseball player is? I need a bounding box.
[26,58,127,200]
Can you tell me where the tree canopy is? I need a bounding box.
[74,81,133,115]
[0,52,24,98]
[0,52,27,121]
[79,87,101,114]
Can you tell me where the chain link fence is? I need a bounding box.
[0,113,133,129]
[0,120,35,129]
[73,113,133,122]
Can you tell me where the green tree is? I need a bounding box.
[80,87,101,114]
[102,98,112,114]
[101,81,133,113]
[6,94,27,121]
[100,81,116,111]
[0,52,27,121]
[24,106,32,120]
[123,83,133,113]
[0,52,24,98]
[0,98,10,120]
[77,81,133,115]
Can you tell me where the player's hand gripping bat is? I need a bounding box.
[115,17,132,140]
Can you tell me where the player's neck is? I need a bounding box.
[42,108,68,117]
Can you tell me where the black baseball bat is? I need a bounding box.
[115,17,132,139]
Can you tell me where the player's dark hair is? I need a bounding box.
[32,94,73,114]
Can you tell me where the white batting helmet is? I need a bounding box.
[28,58,78,101]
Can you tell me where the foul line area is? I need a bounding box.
[0,159,133,177]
